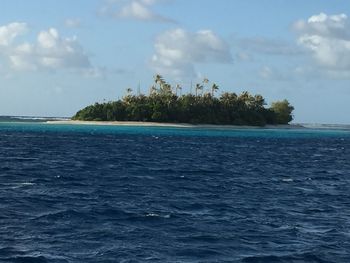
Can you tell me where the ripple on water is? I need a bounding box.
[0,125,350,262]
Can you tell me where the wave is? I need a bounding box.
[0,116,70,123]
[0,247,69,263]
[1,124,349,262]
[0,255,69,263]
[300,123,350,130]
[241,252,333,263]
[6,256,48,263]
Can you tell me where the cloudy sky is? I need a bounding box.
[0,0,349,124]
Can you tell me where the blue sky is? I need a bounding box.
[0,0,349,124]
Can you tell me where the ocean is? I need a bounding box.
[1,119,350,262]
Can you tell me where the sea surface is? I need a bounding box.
[1,119,350,262]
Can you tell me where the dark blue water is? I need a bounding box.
[1,122,350,262]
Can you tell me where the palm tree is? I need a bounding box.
[126,87,133,95]
[253,94,265,108]
[195,83,203,97]
[202,78,209,94]
[239,91,255,108]
[162,83,172,96]
[154,74,164,90]
[124,87,133,104]
[149,85,157,95]
[220,92,237,106]
[175,84,182,96]
[211,83,219,96]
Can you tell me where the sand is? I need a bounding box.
[46,120,305,130]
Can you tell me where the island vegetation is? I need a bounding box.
[72,75,294,126]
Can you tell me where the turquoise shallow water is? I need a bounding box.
[1,121,350,138]
[1,121,350,262]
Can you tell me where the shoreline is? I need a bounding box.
[46,120,306,130]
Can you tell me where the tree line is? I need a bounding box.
[72,75,294,126]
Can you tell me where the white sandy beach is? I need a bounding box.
[46,120,305,129]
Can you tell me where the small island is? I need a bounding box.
[72,75,294,127]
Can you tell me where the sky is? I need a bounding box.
[0,0,349,124]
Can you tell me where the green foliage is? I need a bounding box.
[72,76,295,126]
[270,99,294,124]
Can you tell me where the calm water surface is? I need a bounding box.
[0,122,350,262]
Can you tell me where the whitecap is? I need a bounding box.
[20,182,35,186]
[282,178,294,182]
[145,213,170,219]
[10,182,36,189]
[146,213,160,217]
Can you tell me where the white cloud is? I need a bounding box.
[99,0,175,23]
[38,28,60,49]
[151,28,232,79]
[0,23,91,72]
[294,13,350,39]
[0,22,27,46]
[119,1,153,20]
[294,13,350,72]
